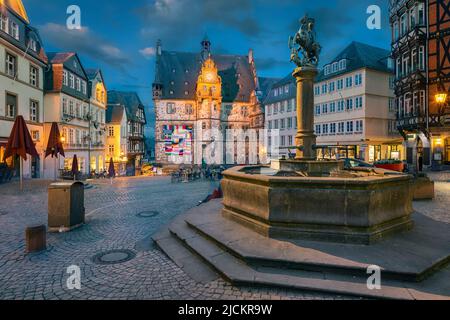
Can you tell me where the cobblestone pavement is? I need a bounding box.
[0,177,346,300]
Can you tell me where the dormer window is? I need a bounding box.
[28,39,37,51]
[0,13,9,33]
[332,62,338,73]
[338,59,347,71]
[11,22,19,40]
[324,65,331,76]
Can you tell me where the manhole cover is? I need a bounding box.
[92,249,136,265]
[137,211,160,218]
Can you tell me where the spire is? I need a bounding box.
[0,0,29,23]
[201,34,211,61]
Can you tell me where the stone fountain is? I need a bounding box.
[154,16,450,299]
[222,15,413,245]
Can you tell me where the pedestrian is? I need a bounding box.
[418,155,423,172]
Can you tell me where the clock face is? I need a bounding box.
[205,72,214,82]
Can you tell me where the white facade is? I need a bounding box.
[264,92,297,158]
[43,92,91,178]
[313,68,403,162]
[0,33,45,178]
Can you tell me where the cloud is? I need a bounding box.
[255,57,290,71]
[136,0,262,47]
[39,23,131,71]
[139,47,156,59]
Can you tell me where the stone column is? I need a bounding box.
[293,66,318,161]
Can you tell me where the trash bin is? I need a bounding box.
[48,182,85,232]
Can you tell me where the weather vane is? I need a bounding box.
[289,15,321,68]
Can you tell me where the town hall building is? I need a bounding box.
[152,37,272,166]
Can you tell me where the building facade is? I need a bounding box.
[390,0,450,169]
[43,52,90,177]
[107,91,146,176]
[264,76,297,158]
[313,42,403,162]
[152,38,269,166]
[86,69,107,174]
[105,104,128,176]
[0,0,47,178]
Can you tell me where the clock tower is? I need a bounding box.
[196,56,222,163]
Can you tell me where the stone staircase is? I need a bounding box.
[154,200,450,300]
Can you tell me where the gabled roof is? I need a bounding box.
[85,68,101,80]
[85,68,106,93]
[0,0,29,23]
[316,41,393,82]
[0,1,47,64]
[106,104,125,124]
[107,91,146,123]
[154,50,257,103]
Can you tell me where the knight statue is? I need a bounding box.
[289,15,321,68]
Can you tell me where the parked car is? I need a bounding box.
[343,158,374,169]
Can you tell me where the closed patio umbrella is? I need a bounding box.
[3,116,39,191]
[71,155,79,180]
[108,158,115,184]
[45,122,65,180]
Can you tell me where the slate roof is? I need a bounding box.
[257,77,281,102]
[107,91,146,123]
[154,50,257,103]
[316,41,393,82]
[263,73,296,105]
[106,104,125,124]
[0,1,47,64]
[85,68,100,80]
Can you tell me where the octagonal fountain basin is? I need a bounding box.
[221,164,414,245]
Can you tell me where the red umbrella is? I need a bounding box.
[45,122,65,158]
[3,116,39,190]
[108,158,116,178]
[45,122,65,180]
[71,155,79,180]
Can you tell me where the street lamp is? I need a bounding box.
[435,92,448,104]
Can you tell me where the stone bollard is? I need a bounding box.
[25,225,47,253]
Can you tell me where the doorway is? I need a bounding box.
[31,156,40,178]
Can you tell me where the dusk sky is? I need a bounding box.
[23,0,391,128]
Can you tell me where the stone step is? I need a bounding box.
[152,222,219,284]
[183,204,450,283]
[165,217,448,300]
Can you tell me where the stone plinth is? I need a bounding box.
[221,166,414,244]
[293,67,318,161]
[271,159,344,176]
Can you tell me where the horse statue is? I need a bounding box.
[289,15,321,68]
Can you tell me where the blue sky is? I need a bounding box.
[22,0,391,130]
